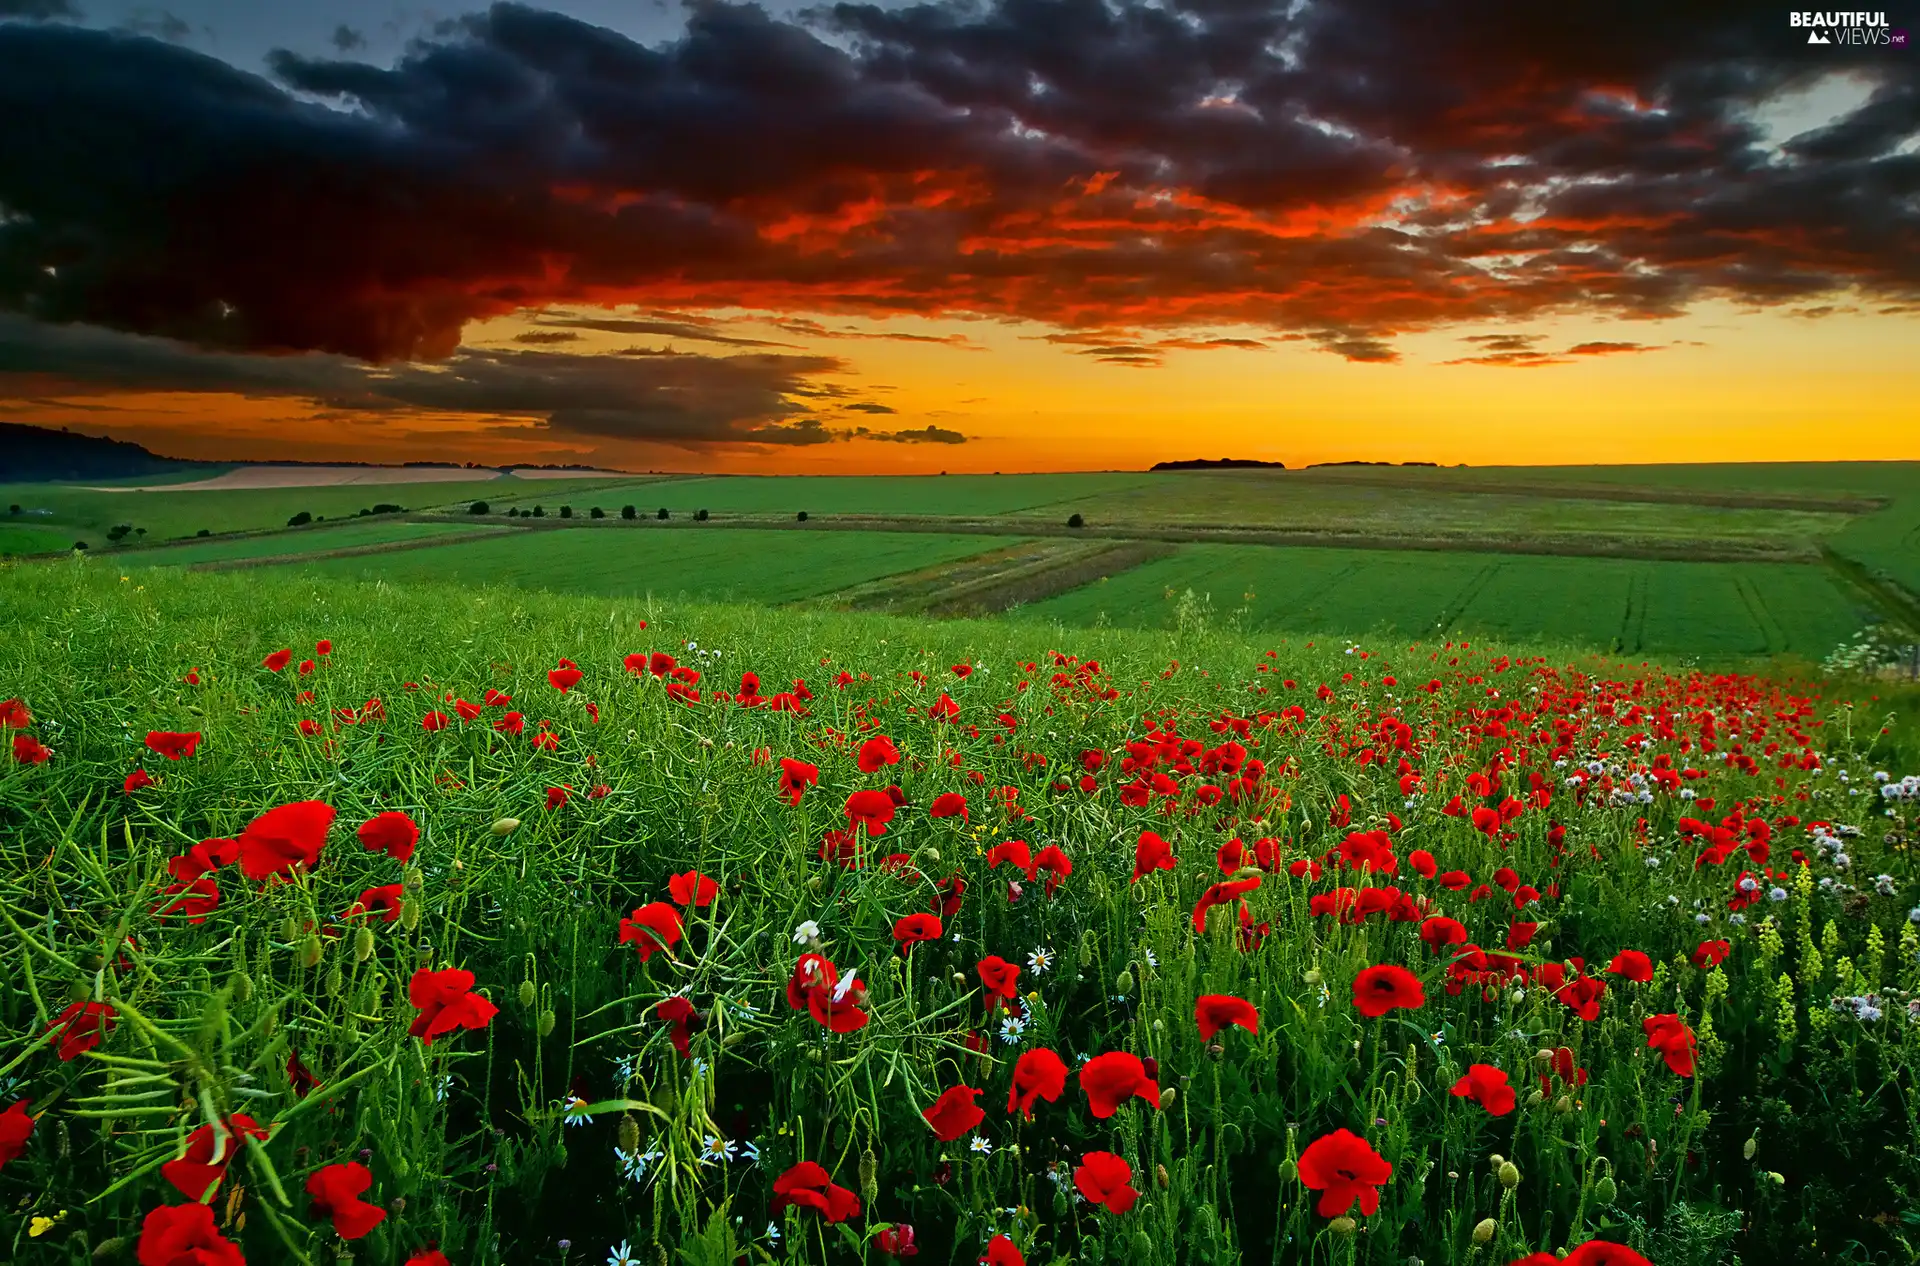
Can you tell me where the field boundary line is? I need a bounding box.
[1818,545,1920,634]
[176,527,531,572]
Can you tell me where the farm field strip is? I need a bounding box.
[126,520,513,567]
[826,538,1179,616]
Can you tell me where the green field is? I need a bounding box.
[127,519,510,567]
[1021,543,1865,657]
[281,526,1026,604]
[542,471,1158,518]
[0,522,74,555]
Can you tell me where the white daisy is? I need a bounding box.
[1027,947,1054,975]
[970,1135,993,1155]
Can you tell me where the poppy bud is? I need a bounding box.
[1498,1161,1521,1189]
[491,818,520,836]
[298,934,324,969]
[390,1196,407,1215]
[519,979,537,1007]
[1525,1088,1545,1108]
[1208,1042,1224,1060]
[91,1238,130,1259]
[860,1149,878,1204]
[403,867,425,893]
[1278,1159,1297,1183]
[353,927,375,964]
[324,965,344,996]
[951,973,967,987]
[537,1009,557,1037]
[1594,1175,1618,1204]
[1330,1217,1357,1237]
[1151,1019,1165,1034]
[1743,1135,1757,1160]
[1114,970,1133,994]
[400,899,422,932]
[1156,1163,1170,1189]
[278,917,298,943]
[1471,1218,1497,1245]
[807,876,823,892]
[1533,1048,1555,1071]
[1132,1231,1156,1256]
[1160,1086,1176,1107]
[653,1245,669,1266]
[1141,1056,1159,1080]
[920,848,941,866]
[1303,969,1322,986]
[1078,929,1095,968]
[1766,1171,1785,1185]
[618,1114,641,1156]
[1555,1096,1573,1115]
[231,971,253,1004]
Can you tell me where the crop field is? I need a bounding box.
[0,561,1916,1266]
[1021,545,1867,658]
[560,473,1160,520]
[278,527,1026,605]
[130,521,513,568]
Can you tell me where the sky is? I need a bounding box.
[0,0,1915,473]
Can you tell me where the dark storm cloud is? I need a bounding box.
[862,423,966,443]
[0,0,79,17]
[0,0,1913,376]
[0,312,863,447]
[844,401,896,413]
[533,314,796,348]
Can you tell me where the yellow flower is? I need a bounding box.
[29,1211,66,1238]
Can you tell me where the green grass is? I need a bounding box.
[0,522,75,555]
[0,476,631,545]
[561,472,1158,518]
[1021,543,1866,658]
[127,519,510,567]
[281,526,1026,604]
[1,561,1916,1266]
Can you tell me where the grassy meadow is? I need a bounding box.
[1,560,1919,1266]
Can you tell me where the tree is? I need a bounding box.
[590,506,605,519]
[694,508,710,522]
[470,501,490,515]
[532,506,545,518]
[560,505,573,519]
[106,523,132,542]
[6,504,18,515]
[657,508,670,520]
[196,529,211,537]
[797,511,809,522]
[1067,513,1085,529]
[288,511,312,527]
[621,505,637,520]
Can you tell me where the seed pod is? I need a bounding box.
[491,818,520,836]
[1498,1161,1521,1189]
[1278,1158,1297,1183]
[920,848,942,866]
[1525,1088,1545,1108]
[353,927,375,964]
[1330,1216,1356,1236]
[1533,1048,1555,1072]
[278,917,298,943]
[298,934,324,969]
[518,979,537,1008]
[859,1149,878,1204]
[1594,1175,1618,1204]
[1471,1218,1497,1245]
[1077,929,1095,968]
[1554,1096,1573,1115]
[618,1114,641,1156]
[1114,970,1134,994]
[1132,1230,1155,1256]
[537,1009,557,1038]
[1743,1134,1757,1161]
[231,971,253,1004]
[400,900,422,932]
[722,1030,745,1048]
[403,866,425,894]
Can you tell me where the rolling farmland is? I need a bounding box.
[129,520,510,567]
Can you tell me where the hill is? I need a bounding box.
[1149,457,1288,470]
[0,421,208,482]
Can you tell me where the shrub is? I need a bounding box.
[470,501,490,515]
[196,529,211,537]
[532,506,545,518]
[71,540,87,550]
[797,511,809,522]
[371,503,403,515]
[590,507,605,519]
[287,511,312,527]
[657,508,670,520]
[6,504,18,515]
[1067,513,1086,528]
[694,508,710,522]
[621,505,637,520]
[106,524,132,542]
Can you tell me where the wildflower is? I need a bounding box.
[1351,965,1426,1017]
[564,1097,595,1127]
[1008,1048,1068,1119]
[778,758,820,804]
[929,792,969,822]
[970,1135,993,1156]
[846,789,899,836]
[978,955,1020,1000]
[794,920,821,944]
[1027,947,1054,974]
[1298,1129,1392,1217]
[357,811,419,863]
[162,1114,270,1199]
[668,870,719,908]
[137,1204,244,1266]
[1449,1064,1516,1116]
[11,733,51,764]
[656,997,697,1057]
[618,903,685,963]
[407,968,499,1046]
[607,1241,641,1266]
[144,731,203,760]
[1194,994,1259,1040]
[1132,830,1177,882]
[1079,1051,1160,1118]
[263,648,293,672]
[924,1086,987,1141]
[895,913,943,946]
[0,1101,33,1171]
[771,1161,862,1222]
[46,1001,116,1061]
[998,1014,1028,1044]
[699,1135,737,1164]
[1073,1151,1139,1214]
[982,1235,1026,1266]
[1643,1014,1697,1076]
[1605,950,1653,983]
[858,735,902,772]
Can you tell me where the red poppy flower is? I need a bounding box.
[162,1114,270,1200]
[1008,1048,1068,1119]
[1643,1014,1697,1076]
[545,785,571,810]
[137,1203,245,1266]
[1351,965,1426,1017]
[1079,1051,1160,1118]
[928,692,960,721]
[1132,831,1177,882]
[548,662,584,693]
[0,698,31,728]
[1073,1151,1139,1214]
[1194,994,1259,1040]
[977,955,1020,1000]
[124,768,154,794]
[656,996,697,1058]
[778,758,820,805]
[1605,950,1653,982]
[12,733,51,764]
[668,870,719,907]
[618,903,685,962]
[172,836,240,880]
[1559,1242,1655,1265]
[875,1224,920,1257]
[1192,876,1261,934]
[44,1000,114,1060]
[1449,1064,1516,1116]
[0,1101,35,1172]
[981,1235,1026,1266]
[357,811,418,863]
[237,800,336,882]
[493,711,526,735]
[1419,916,1467,952]
[408,1251,451,1266]
[894,913,943,945]
[987,840,1036,879]
[421,711,450,731]
[846,789,898,836]
[263,648,293,672]
[307,1160,387,1239]
[858,735,901,773]
[1692,940,1730,968]
[407,968,498,1046]
[152,876,220,923]
[1298,1128,1393,1217]
[922,1085,986,1141]
[929,792,968,822]
[286,1050,321,1098]
[1033,845,1072,897]
[772,1161,862,1222]
[1506,922,1539,951]
[344,884,405,923]
[144,731,203,761]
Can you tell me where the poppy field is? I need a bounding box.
[2,560,1919,1266]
